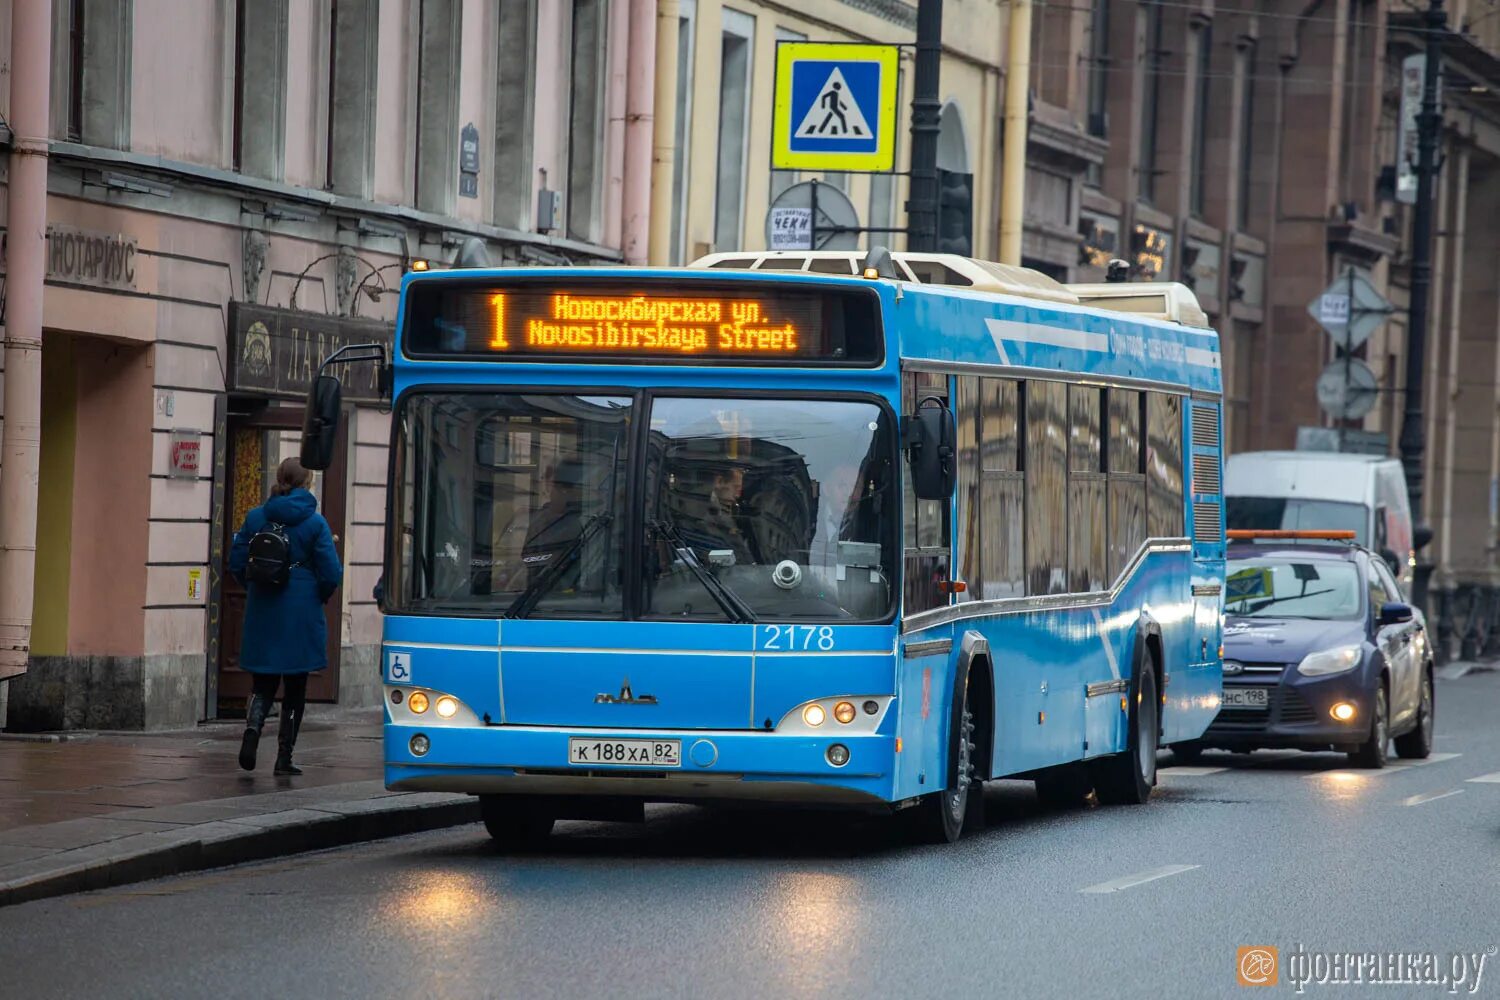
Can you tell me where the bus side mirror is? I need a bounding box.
[300,374,343,471]
[905,397,955,500]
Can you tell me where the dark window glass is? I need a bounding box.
[1146,393,1185,536]
[956,377,982,595]
[393,393,633,616]
[1225,497,1368,546]
[644,397,897,622]
[1025,380,1068,595]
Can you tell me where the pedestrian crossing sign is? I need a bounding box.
[772,42,899,171]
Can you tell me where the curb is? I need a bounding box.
[0,794,480,909]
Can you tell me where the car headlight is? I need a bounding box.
[1297,645,1362,677]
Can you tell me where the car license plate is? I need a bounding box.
[568,737,681,768]
[1222,687,1269,709]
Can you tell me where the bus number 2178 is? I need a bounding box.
[757,625,836,651]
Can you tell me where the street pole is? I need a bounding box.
[907,0,943,252]
[1400,0,1445,618]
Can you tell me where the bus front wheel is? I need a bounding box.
[1090,657,1159,805]
[907,674,979,844]
[479,794,555,850]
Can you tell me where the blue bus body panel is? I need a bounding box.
[382,266,1224,808]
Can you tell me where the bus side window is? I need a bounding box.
[1146,393,1185,538]
[903,371,950,613]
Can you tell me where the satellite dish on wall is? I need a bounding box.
[454,237,491,268]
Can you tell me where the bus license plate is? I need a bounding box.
[1222,688,1269,709]
[568,738,681,768]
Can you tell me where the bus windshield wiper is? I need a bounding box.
[504,512,612,619]
[649,518,758,623]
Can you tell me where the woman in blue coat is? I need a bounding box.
[228,457,344,775]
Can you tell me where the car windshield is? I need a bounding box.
[1224,557,1364,620]
[642,397,896,621]
[390,392,897,622]
[1226,496,1368,545]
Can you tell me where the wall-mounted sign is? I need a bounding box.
[46,225,138,289]
[169,429,202,479]
[1396,55,1424,205]
[228,303,394,405]
[187,568,203,601]
[459,123,480,199]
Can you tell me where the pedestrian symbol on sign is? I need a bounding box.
[795,70,872,138]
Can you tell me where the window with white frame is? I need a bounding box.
[670,0,697,263]
[768,25,806,207]
[494,0,538,230]
[713,9,756,252]
[567,0,609,244]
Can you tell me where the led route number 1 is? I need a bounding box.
[486,292,805,357]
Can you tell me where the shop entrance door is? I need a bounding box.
[216,403,348,714]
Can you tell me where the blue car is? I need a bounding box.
[1177,532,1434,768]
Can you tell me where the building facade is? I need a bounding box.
[649,0,1008,266]
[0,0,653,730]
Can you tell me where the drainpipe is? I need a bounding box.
[648,1,680,265]
[622,0,657,266]
[998,0,1031,265]
[0,0,51,682]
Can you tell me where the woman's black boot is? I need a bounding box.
[273,704,304,776]
[239,692,273,771]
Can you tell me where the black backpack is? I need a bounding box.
[244,521,294,586]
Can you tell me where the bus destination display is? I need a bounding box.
[403,281,881,366]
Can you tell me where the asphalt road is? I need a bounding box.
[5,670,1500,999]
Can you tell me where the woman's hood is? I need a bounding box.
[264,489,317,526]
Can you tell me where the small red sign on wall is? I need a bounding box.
[169,430,201,480]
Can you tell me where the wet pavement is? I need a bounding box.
[0,708,385,832]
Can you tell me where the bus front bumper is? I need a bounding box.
[384,723,897,807]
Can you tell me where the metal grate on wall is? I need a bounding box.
[1193,501,1224,543]
[1191,405,1221,449]
[1192,454,1221,496]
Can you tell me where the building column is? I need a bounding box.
[0,0,53,683]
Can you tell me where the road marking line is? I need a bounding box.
[1159,766,1229,777]
[1395,752,1461,767]
[1403,788,1464,806]
[1465,772,1500,784]
[1309,753,1462,780]
[1079,864,1201,894]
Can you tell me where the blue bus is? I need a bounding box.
[300,249,1226,846]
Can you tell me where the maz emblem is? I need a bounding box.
[595,677,658,705]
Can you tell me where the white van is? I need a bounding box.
[1224,451,1416,591]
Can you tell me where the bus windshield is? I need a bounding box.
[391,391,896,622]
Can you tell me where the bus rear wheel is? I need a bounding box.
[479,795,555,850]
[1090,658,1159,805]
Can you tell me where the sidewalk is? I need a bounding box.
[0,708,479,907]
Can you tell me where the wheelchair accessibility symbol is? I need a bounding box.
[387,652,412,683]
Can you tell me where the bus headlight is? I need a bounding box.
[407,691,431,714]
[833,701,857,724]
[435,696,459,719]
[803,704,826,727]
